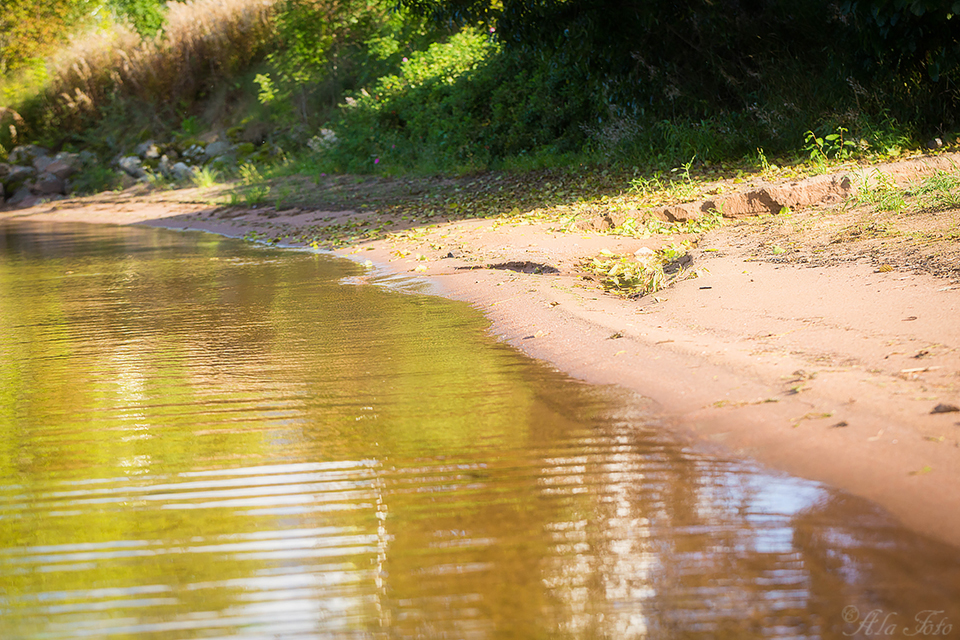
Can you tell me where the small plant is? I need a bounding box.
[229,162,271,205]
[627,157,702,204]
[853,169,906,212]
[180,116,202,137]
[915,168,960,210]
[628,172,666,196]
[803,126,857,164]
[755,147,772,172]
[70,165,123,194]
[582,242,696,296]
[191,166,219,189]
[683,207,725,234]
[609,207,724,238]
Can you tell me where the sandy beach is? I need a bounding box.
[4,156,960,548]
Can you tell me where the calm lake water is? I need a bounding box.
[1,220,959,640]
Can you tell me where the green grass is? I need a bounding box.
[227,163,270,206]
[852,165,960,215]
[191,166,220,189]
[852,169,907,213]
[915,169,960,211]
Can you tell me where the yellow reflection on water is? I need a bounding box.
[0,221,959,640]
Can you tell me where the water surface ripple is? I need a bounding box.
[1,221,958,639]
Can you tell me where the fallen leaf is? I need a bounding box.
[792,411,833,427]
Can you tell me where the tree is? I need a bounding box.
[840,0,960,82]
[0,0,168,76]
[0,0,100,74]
[398,0,840,116]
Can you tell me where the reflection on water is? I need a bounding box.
[0,220,958,640]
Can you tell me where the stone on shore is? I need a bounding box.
[118,156,148,180]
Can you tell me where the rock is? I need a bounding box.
[33,154,55,173]
[2,165,37,192]
[209,154,237,171]
[171,162,195,181]
[6,164,36,181]
[117,172,137,190]
[0,181,4,201]
[118,156,148,179]
[8,144,50,166]
[204,140,234,159]
[0,163,9,179]
[182,144,205,164]
[158,155,174,179]
[34,173,65,195]
[45,159,79,181]
[7,185,38,207]
[135,140,161,160]
[55,151,81,165]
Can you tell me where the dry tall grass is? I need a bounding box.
[47,0,278,131]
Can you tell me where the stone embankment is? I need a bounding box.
[0,145,87,208]
[1,124,275,209]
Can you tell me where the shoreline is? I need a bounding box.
[4,165,960,549]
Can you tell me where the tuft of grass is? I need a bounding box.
[609,208,725,238]
[192,165,219,189]
[852,169,907,213]
[852,164,960,216]
[229,162,270,205]
[69,164,123,194]
[915,168,960,211]
[628,156,702,203]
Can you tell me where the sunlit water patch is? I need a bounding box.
[1,220,958,640]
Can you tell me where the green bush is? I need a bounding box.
[313,27,604,174]
[257,0,446,129]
